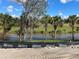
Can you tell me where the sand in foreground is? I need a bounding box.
[0,46,79,59]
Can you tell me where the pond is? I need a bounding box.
[0,33,79,48]
[6,33,79,41]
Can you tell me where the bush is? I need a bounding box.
[33,31,36,34]
[76,27,79,32]
[57,30,62,34]
[40,31,44,34]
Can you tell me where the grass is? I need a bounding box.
[9,26,20,34]
[5,39,79,45]
[3,39,70,45]
[30,39,69,43]
[34,23,79,34]
[0,23,79,34]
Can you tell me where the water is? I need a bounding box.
[1,33,79,48]
[6,33,79,41]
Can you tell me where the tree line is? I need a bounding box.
[0,13,79,42]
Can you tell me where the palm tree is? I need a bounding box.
[0,14,5,41]
[32,18,39,33]
[52,16,62,39]
[0,14,14,41]
[68,15,77,41]
[18,14,25,42]
[41,15,52,40]
[41,16,48,40]
[58,19,64,33]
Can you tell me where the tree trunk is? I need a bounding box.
[19,34,22,42]
[3,21,6,41]
[3,29,5,41]
[45,24,47,40]
[54,30,56,40]
[29,20,32,41]
[72,25,74,41]
[30,26,32,41]
[45,30,47,40]
[19,24,24,44]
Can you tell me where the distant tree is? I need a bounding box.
[18,13,25,42]
[0,13,15,40]
[13,17,20,26]
[41,16,48,40]
[76,17,79,24]
[41,15,52,24]
[52,16,63,39]
[68,15,77,41]
[32,18,39,33]
[59,19,64,31]
[63,18,69,23]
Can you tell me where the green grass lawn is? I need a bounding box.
[5,39,70,45]
[0,23,79,34]
[9,26,20,33]
[30,39,69,43]
[34,23,79,34]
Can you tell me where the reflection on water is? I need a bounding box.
[6,33,79,41]
[0,33,78,48]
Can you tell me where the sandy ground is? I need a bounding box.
[0,46,79,59]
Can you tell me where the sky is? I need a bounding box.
[0,0,79,18]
